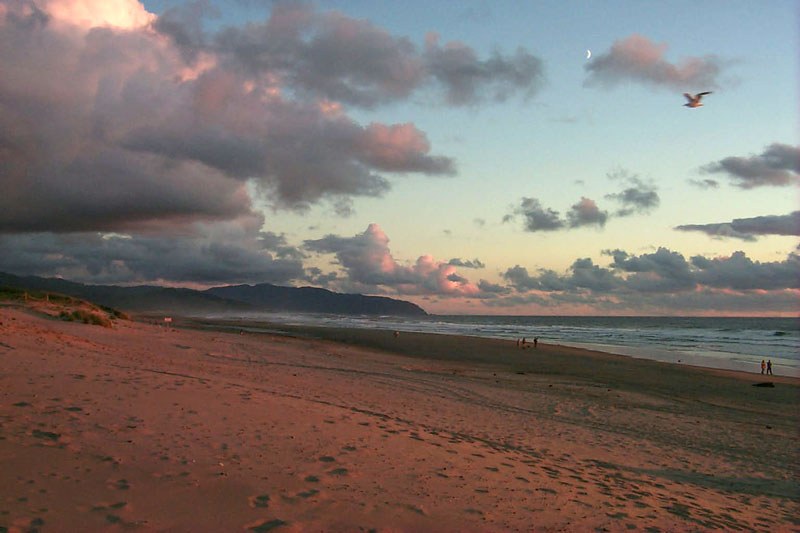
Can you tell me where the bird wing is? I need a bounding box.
[683,93,694,102]
[697,92,712,97]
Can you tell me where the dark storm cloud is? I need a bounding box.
[0,1,463,233]
[700,144,800,189]
[503,198,564,232]
[675,212,800,241]
[584,34,723,90]
[448,258,485,269]
[0,228,305,285]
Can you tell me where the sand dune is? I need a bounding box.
[1,307,798,531]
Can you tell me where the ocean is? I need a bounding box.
[213,313,800,377]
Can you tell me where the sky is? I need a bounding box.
[0,0,798,316]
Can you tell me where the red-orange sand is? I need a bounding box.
[1,307,798,532]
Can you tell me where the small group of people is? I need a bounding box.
[516,336,538,349]
[760,359,773,375]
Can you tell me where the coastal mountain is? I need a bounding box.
[0,272,427,316]
[205,283,426,316]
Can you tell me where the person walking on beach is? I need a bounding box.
[761,360,766,374]
[767,359,773,375]
[533,337,538,349]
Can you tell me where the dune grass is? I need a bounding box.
[0,285,129,327]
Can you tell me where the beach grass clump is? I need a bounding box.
[59,309,113,328]
[2,284,129,326]
[0,285,31,300]
[99,305,131,321]
[0,286,74,304]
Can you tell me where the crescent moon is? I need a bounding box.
[586,49,591,59]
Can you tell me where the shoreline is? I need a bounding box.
[181,315,800,387]
[3,308,798,531]
[190,312,799,378]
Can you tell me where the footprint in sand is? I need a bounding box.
[246,518,289,532]
[248,494,270,508]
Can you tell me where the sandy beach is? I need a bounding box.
[1,307,798,532]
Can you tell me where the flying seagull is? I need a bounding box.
[683,92,712,108]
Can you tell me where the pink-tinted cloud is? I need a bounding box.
[584,34,723,90]
[358,123,455,174]
[0,0,457,232]
[567,197,607,228]
[303,224,482,296]
[37,0,154,29]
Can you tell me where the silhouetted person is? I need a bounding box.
[533,337,538,349]
[761,360,766,374]
[521,337,527,349]
[766,360,773,375]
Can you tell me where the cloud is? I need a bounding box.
[34,0,155,29]
[502,260,618,293]
[503,197,564,232]
[688,178,720,189]
[505,196,609,231]
[303,223,483,296]
[477,279,510,295]
[567,197,608,228]
[0,217,306,286]
[195,3,545,108]
[0,0,465,234]
[502,247,798,300]
[423,32,544,106]
[700,144,800,189]
[448,258,485,269]
[606,248,695,292]
[152,0,217,62]
[675,212,800,241]
[584,34,723,90]
[691,251,799,291]
[605,170,659,216]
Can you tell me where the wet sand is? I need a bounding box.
[1,308,798,531]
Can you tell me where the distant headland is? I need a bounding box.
[0,272,427,317]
